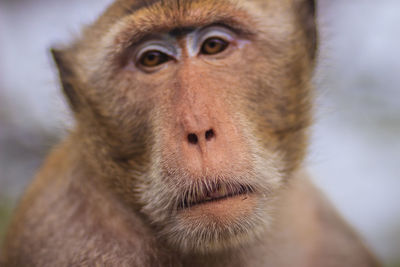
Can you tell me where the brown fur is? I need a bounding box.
[1,0,380,266]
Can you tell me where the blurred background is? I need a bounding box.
[0,0,399,265]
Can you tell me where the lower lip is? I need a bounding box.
[178,193,256,220]
[187,192,250,208]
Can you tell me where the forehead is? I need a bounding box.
[107,0,254,25]
[114,0,233,13]
[90,0,262,48]
[99,0,295,33]
[116,0,164,14]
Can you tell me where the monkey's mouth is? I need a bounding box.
[178,183,254,209]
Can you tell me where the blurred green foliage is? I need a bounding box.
[0,198,14,245]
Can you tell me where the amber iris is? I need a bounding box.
[139,50,169,67]
[201,37,229,55]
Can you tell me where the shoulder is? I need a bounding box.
[283,171,381,267]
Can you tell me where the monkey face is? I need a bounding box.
[54,0,315,254]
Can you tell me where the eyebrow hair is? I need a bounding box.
[109,1,258,56]
[122,0,161,15]
[114,19,255,53]
[169,27,196,37]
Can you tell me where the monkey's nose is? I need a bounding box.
[187,128,215,145]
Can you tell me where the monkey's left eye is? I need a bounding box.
[200,37,229,55]
[138,50,170,68]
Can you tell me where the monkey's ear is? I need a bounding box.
[51,48,81,112]
[294,0,317,59]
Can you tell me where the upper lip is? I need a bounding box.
[178,182,254,209]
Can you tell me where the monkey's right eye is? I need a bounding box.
[138,50,170,68]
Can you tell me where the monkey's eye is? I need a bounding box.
[200,37,229,55]
[138,50,170,67]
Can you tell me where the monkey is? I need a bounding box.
[1,0,380,266]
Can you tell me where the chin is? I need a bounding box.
[138,149,285,254]
[156,180,277,254]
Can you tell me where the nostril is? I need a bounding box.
[188,133,198,144]
[205,129,215,141]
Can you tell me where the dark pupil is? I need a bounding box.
[147,54,156,61]
[208,41,217,48]
[202,38,227,55]
[141,51,165,67]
